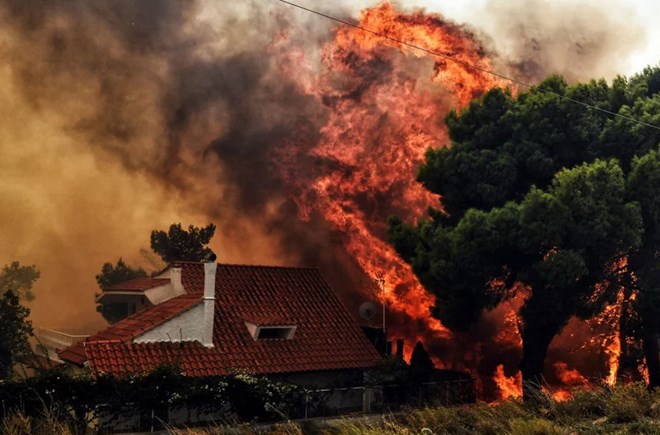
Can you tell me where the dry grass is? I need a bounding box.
[167,383,660,435]
[2,383,658,434]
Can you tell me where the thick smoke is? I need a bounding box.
[0,0,652,377]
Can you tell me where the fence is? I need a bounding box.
[293,378,475,419]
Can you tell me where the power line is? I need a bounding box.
[272,0,660,131]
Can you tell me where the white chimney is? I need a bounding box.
[170,266,184,295]
[202,262,217,347]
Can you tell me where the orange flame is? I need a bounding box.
[274,2,503,362]
[601,288,625,385]
[554,362,589,386]
[493,364,522,400]
[272,2,632,396]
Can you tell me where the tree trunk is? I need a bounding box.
[616,286,634,381]
[520,319,561,402]
[641,313,660,388]
[520,332,554,401]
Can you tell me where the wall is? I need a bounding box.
[133,303,204,343]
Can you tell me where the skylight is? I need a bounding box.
[244,321,296,340]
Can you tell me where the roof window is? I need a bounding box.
[244,321,296,340]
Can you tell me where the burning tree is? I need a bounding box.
[389,72,660,399]
[628,148,660,387]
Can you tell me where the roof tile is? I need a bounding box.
[104,277,170,292]
[64,263,380,376]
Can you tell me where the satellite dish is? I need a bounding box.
[359,301,378,322]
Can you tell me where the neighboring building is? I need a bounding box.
[56,261,381,427]
[94,277,172,319]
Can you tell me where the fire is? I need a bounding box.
[554,362,589,386]
[274,2,502,361]
[549,362,589,401]
[493,364,522,400]
[272,2,633,396]
[551,390,572,402]
[589,281,626,386]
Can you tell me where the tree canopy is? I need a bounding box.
[95,258,147,290]
[95,223,217,324]
[95,258,148,324]
[0,261,40,301]
[0,290,33,379]
[627,148,660,386]
[389,66,660,397]
[150,223,216,264]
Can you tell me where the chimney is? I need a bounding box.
[202,262,217,347]
[170,265,184,295]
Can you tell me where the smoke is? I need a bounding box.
[466,0,647,83]
[0,0,652,385]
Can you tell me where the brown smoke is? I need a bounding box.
[0,0,650,360]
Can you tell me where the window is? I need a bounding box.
[257,327,295,340]
[244,321,296,340]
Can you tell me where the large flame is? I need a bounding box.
[273,2,632,397]
[275,2,502,360]
[493,364,522,400]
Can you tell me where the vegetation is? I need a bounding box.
[95,257,147,290]
[0,261,37,379]
[95,223,216,323]
[94,258,148,324]
[3,382,648,434]
[2,376,658,434]
[150,223,217,264]
[0,291,33,379]
[0,365,302,433]
[0,261,40,301]
[388,66,660,397]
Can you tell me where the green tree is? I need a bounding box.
[391,160,642,399]
[150,223,216,264]
[389,67,660,396]
[95,258,147,290]
[0,290,33,379]
[627,148,660,387]
[0,261,40,301]
[95,258,147,324]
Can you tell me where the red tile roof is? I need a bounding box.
[104,277,170,292]
[63,263,380,376]
[59,293,201,365]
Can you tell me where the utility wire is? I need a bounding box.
[272,0,660,131]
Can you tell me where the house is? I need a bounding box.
[55,261,382,426]
[94,276,172,319]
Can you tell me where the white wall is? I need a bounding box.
[133,303,204,343]
[144,283,183,305]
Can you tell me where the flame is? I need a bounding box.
[493,364,522,400]
[554,362,589,386]
[549,362,589,401]
[274,2,502,361]
[273,2,634,396]
[640,360,650,385]
[600,287,625,385]
[551,390,572,402]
